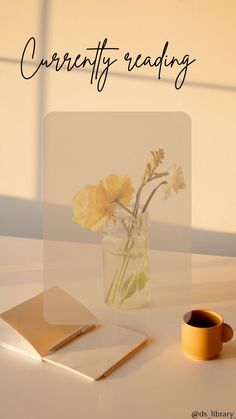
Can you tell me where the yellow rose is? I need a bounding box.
[101,175,134,205]
[72,184,114,231]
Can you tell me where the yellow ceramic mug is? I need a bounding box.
[182,309,234,360]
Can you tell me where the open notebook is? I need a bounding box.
[0,287,147,380]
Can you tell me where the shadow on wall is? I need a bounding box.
[0,195,235,257]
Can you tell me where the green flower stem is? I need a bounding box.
[141,181,167,214]
[115,200,136,218]
[105,200,137,304]
[105,231,135,304]
[133,185,144,217]
[106,175,166,306]
[105,234,135,305]
[105,230,148,306]
[120,273,138,306]
[120,252,148,305]
[121,219,129,233]
[150,171,169,180]
[111,240,135,303]
[105,271,117,303]
[133,172,169,217]
[104,232,132,305]
[116,246,133,293]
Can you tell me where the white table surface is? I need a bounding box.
[0,236,235,419]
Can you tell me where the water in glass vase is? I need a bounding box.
[102,209,150,309]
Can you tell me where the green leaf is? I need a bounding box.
[125,278,138,300]
[120,271,149,305]
[120,274,139,304]
[121,274,136,296]
[137,271,149,290]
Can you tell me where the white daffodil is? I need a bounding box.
[163,165,185,199]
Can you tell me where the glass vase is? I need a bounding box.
[102,208,150,309]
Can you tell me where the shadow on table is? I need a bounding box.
[219,339,236,360]
[146,279,236,309]
[107,335,178,380]
[192,280,236,305]
[148,284,191,309]
[106,305,186,380]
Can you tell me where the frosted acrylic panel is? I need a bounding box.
[43,112,191,324]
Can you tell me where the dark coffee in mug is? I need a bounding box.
[185,310,220,328]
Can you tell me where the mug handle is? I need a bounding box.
[222,323,234,343]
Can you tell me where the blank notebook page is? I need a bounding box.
[45,324,147,380]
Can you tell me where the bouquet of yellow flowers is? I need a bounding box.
[73,149,185,309]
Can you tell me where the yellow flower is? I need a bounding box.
[72,184,114,231]
[163,165,185,199]
[101,175,134,205]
